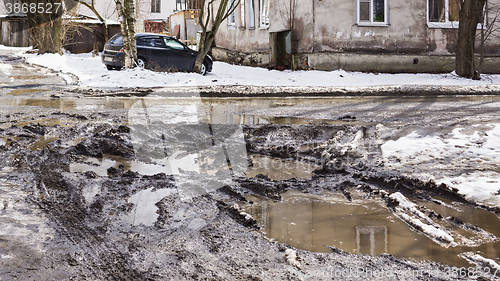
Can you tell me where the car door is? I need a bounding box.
[137,37,168,69]
[162,37,197,72]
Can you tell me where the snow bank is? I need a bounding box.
[17,50,500,89]
[382,125,500,208]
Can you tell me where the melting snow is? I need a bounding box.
[382,125,500,208]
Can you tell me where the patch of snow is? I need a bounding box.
[398,212,454,243]
[461,252,500,271]
[285,249,301,269]
[389,192,455,244]
[382,125,500,208]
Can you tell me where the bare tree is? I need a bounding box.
[193,0,240,74]
[114,0,137,68]
[455,0,487,79]
[21,0,77,54]
[477,2,500,76]
[74,0,110,42]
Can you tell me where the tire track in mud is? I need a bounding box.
[23,148,148,280]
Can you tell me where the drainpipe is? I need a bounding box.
[312,0,315,53]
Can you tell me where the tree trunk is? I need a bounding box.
[456,0,487,79]
[115,0,137,69]
[24,0,65,54]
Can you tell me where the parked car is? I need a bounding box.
[102,33,213,75]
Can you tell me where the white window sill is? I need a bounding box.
[427,22,485,29]
[228,25,236,30]
[258,25,269,30]
[356,22,389,27]
[427,22,459,29]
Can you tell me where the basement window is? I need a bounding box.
[356,0,388,26]
[427,0,460,28]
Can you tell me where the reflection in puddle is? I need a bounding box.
[244,191,500,268]
[70,152,200,177]
[127,187,177,226]
[28,136,58,151]
[246,155,320,180]
[6,88,50,96]
[14,118,73,128]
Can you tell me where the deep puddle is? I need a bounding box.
[244,191,500,268]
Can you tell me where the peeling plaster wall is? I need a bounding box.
[314,0,426,54]
[213,0,500,71]
[213,0,270,53]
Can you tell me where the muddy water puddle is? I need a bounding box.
[71,152,201,177]
[6,88,50,96]
[0,97,391,125]
[127,187,177,226]
[28,136,58,151]
[244,190,500,268]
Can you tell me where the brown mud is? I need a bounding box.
[1,108,499,280]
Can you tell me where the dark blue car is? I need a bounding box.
[102,33,213,75]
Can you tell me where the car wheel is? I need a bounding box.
[137,58,147,69]
[200,62,207,76]
[106,65,116,71]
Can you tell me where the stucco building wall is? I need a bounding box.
[212,0,500,73]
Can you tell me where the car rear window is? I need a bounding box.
[111,36,123,45]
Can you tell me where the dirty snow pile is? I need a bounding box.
[15,49,500,88]
[381,124,500,208]
[388,192,455,244]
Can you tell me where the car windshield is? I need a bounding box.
[163,38,185,50]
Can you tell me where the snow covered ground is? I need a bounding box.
[381,124,500,208]
[11,48,500,89]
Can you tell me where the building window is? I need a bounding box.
[356,0,388,26]
[176,0,187,11]
[249,0,255,29]
[260,0,269,28]
[151,0,161,13]
[228,0,237,28]
[240,0,246,28]
[428,0,460,28]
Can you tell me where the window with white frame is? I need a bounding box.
[260,0,269,28]
[356,0,388,25]
[151,0,161,13]
[427,0,460,28]
[176,0,187,11]
[240,0,246,28]
[228,0,237,28]
[249,0,256,29]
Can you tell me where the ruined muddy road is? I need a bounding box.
[1,55,500,280]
